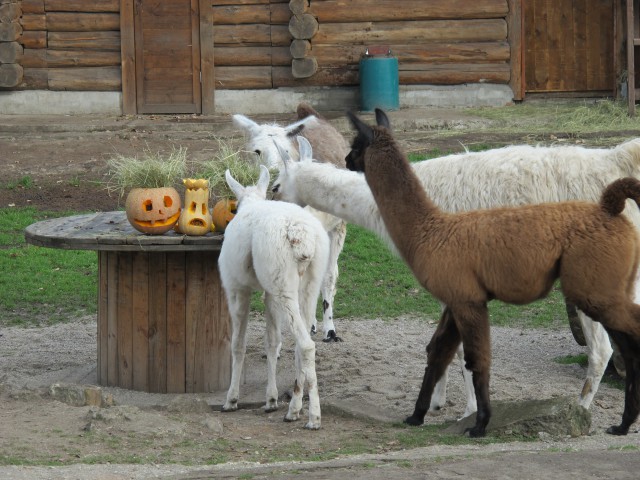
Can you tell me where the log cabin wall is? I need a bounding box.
[15,0,121,91]
[212,0,513,91]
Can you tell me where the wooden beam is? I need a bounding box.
[507,0,523,100]
[120,0,136,114]
[200,0,215,114]
[45,0,120,12]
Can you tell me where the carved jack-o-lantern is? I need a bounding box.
[177,179,213,236]
[125,187,182,235]
[212,198,237,233]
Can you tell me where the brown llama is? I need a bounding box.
[345,108,640,437]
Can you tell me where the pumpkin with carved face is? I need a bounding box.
[177,179,213,235]
[125,187,182,234]
[212,198,237,233]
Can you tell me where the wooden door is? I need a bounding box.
[524,0,614,93]
[134,0,201,113]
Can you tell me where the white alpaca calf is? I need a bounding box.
[219,165,329,429]
[233,104,348,342]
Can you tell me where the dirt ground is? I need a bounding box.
[1,109,640,479]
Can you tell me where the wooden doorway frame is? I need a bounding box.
[120,0,214,115]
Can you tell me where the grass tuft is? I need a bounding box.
[105,147,188,198]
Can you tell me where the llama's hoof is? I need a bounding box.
[304,420,321,430]
[284,412,301,422]
[464,426,487,438]
[310,325,317,335]
[606,424,629,436]
[404,415,424,426]
[322,330,343,343]
[222,401,238,412]
[264,399,279,412]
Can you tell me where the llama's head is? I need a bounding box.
[225,165,271,208]
[232,113,318,168]
[271,136,314,207]
[345,109,391,173]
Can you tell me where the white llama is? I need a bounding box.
[273,134,640,419]
[218,165,330,429]
[233,103,350,342]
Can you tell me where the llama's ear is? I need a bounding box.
[285,117,313,138]
[374,109,391,129]
[232,114,259,133]
[273,138,293,167]
[257,165,270,193]
[347,111,373,143]
[297,136,313,163]
[225,169,245,198]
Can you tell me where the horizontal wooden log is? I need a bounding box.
[292,56,317,78]
[314,19,507,44]
[212,0,271,5]
[46,13,120,32]
[273,65,357,87]
[0,40,22,62]
[0,21,21,41]
[270,2,290,23]
[21,48,120,68]
[213,45,291,66]
[0,62,23,87]
[19,30,46,48]
[289,13,318,40]
[213,24,290,46]
[21,14,45,31]
[21,0,45,15]
[47,66,121,90]
[213,4,270,25]
[398,63,510,84]
[48,31,120,51]
[0,2,21,22]
[45,0,120,13]
[308,42,510,67]
[214,65,273,89]
[309,0,508,22]
[20,66,48,89]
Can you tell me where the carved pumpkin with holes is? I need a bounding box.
[125,187,182,234]
[177,179,213,235]
[212,198,237,233]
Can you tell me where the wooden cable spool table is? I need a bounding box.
[25,211,231,394]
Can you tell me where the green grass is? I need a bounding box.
[0,207,98,326]
[1,207,567,329]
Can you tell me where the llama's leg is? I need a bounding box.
[406,308,461,426]
[429,303,477,418]
[453,302,492,438]
[576,309,612,409]
[604,330,640,435]
[318,221,346,342]
[222,288,252,412]
[263,294,282,412]
[429,346,477,419]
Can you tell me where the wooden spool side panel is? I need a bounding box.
[97,252,108,385]
[148,253,168,393]
[211,253,232,389]
[185,253,206,393]
[117,253,134,389]
[132,252,150,392]
[106,252,119,386]
[166,253,187,393]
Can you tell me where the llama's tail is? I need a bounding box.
[600,177,640,215]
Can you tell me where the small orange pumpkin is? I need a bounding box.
[212,198,237,233]
[125,187,182,235]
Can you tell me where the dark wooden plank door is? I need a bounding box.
[134,0,202,113]
[524,0,614,93]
